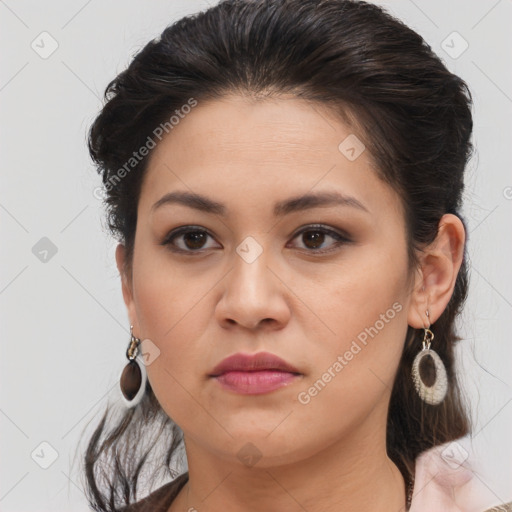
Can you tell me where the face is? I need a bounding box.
[118,94,417,467]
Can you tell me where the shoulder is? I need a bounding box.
[410,439,511,512]
[119,472,189,512]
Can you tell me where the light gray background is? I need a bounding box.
[1,0,511,510]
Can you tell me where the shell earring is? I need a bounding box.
[411,313,448,405]
[119,325,147,408]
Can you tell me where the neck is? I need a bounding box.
[171,405,407,512]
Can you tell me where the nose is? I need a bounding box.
[214,247,291,331]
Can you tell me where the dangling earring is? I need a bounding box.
[119,325,147,408]
[411,313,448,405]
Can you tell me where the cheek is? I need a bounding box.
[132,240,208,339]
[312,245,410,388]
[131,253,209,412]
[291,276,408,443]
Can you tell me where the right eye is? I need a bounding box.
[161,226,221,254]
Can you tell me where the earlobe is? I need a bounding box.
[407,214,465,328]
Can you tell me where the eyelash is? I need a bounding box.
[161,224,352,256]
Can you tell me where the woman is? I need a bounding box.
[82,0,511,510]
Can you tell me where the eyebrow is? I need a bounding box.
[151,190,369,217]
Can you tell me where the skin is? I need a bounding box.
[115,94,465,512]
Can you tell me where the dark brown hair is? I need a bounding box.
[82,0,474,509]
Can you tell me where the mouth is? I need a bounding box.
[208,351,303,395]
[211,370,302,395]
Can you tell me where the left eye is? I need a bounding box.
[162,225,350,254]
[288,225,350,253]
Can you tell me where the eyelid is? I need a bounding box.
[290,223,351,241]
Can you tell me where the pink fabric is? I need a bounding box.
[410,440,507,511]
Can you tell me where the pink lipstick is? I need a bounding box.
[209,351,302,395]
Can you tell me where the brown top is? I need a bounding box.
[119,472,189,512]
[118,470,512,512]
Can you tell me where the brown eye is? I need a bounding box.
[289,225,351,254]
[162,224,351,255]
[181,231,208,250]
[162,227,219,253]
[301,230,326,249]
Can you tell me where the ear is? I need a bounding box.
[115,243,139,331]
[407,213,466,329]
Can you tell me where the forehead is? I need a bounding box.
[138,95,403,222]
[148,94,361,164]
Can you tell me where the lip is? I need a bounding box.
[209,351,302,395]
[209,351,301,376]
